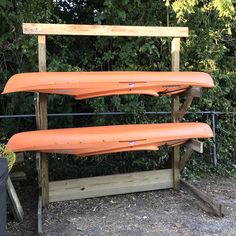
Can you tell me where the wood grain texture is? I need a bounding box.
[23,23,189,37]
[171,37,181,190]
[49,169,173,202]
[37,35,49,208]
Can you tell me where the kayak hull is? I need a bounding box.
[6,123,213,156]
[2,72,214,99]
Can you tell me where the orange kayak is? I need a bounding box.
[2,72,214,99]
[6,123,213,156]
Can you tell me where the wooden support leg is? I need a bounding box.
[37,35,49,208]
[181,179,225,217]
[171,37,181,190]
[172,146,180,189]
[35,93,49,208]
[171,95,180,190]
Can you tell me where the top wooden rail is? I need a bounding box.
[23,23,189,37]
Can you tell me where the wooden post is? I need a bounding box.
[37,35,49,208]
[171,37,180,189]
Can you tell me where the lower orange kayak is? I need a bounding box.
[2,72,214,99]
[6,123,213,156]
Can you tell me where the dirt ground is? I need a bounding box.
[7,176,236,236]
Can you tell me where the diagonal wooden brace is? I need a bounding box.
[181,179,225,217]
[179,139,203,171]
[179,147,193,171]
[177,87,202,121]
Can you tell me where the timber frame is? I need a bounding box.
[22,23,223,233]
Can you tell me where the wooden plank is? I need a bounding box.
[179,148,193,171]
[171,37,180,190]
[37,35,49,208]
[23,23,189,37]
[49,169,173,202]
[7,177,24,222]
[181,179,225,217]
[186,139,203,153]
[171,38,180,72]
[172,145,180,189]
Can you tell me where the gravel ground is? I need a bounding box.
[7,184,38,236]
[7,176,236,236]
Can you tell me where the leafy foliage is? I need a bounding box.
[0,144,16,172]
[0,0,235,179]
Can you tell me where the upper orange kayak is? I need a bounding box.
[2,72,214,99]
[6,123,213,156]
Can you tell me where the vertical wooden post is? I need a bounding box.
[37,35,49,207]
[171,37,180,189]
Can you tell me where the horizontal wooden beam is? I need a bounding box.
[23,23,189,37]
[186,139,203,153]
[181,179,225,217]
[49,169,173,202]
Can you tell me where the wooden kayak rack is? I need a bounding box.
[21,23,224,234]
